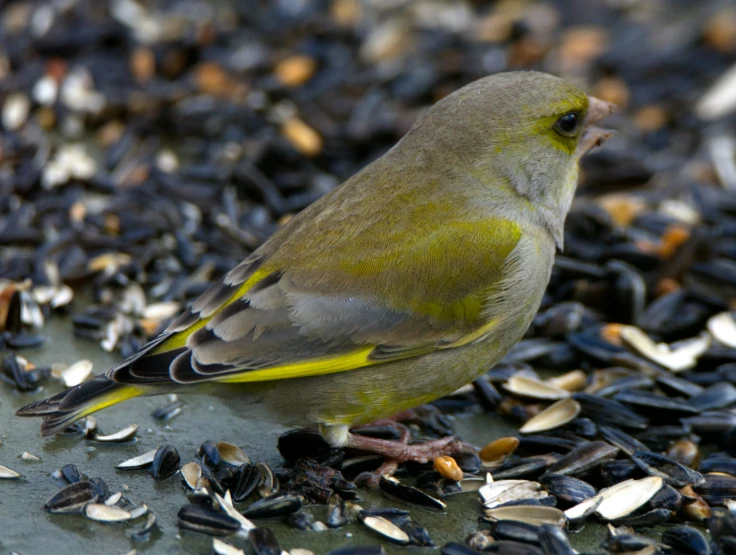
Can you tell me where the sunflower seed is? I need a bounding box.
[44,480,98,513]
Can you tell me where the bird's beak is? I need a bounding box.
[580,96,616,154]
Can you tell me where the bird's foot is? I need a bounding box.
[347,426,473,488]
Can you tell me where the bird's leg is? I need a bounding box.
[347,425,474,488]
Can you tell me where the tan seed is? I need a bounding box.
[479,437,519,463]
[433,456,462,481]
[546,370,586,392]
[282,117,323,157]
[131,47,155,82]
[274,55,317,87]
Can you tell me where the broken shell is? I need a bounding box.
[93,423,138,443]
[619,326,710,372]
[142,301,180,320]
[21,451,41,462]
[214,491,256,533]
[708,312,736,348]
[84,503,132,522]
[482,481,549,509]
[130,512,158,542]
[117,449,157,469]
[129,504,149,519]
[181,461,203,490]
[217,442,251,466]
[504,375,571,400]
[478,479,530,506]
[0,464,22,479]
[45,480,98,513]
[105,492,123,506]
[213,538,246,555]
[483,505,566,527]
[595,476,664,521]
[519,398,581,434]
[361,515,410,545]
[53,359,93,387]
[546,369,587,392]
[256,462,279,498]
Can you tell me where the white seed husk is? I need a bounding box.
[504,374,571,400]
[595,476,664,521]
[51,284,74,308]
[142,301,180,320]
[519,398,581,434]
[0,464,22,478]
[128,504,149,519]
[478,479,530,505]
[620,326,709,372]
[181,461,203,490]
[213,538,246,555]
[362,515,410,544]
[54,359,93,387]
[94,423,138,442]
[214,491,256,534]
[217,442,251,466]
[84,503,132,522]
[708,312,736,348]
[483,505,566,527]
[117,449,157,469]
[482,481,546,509]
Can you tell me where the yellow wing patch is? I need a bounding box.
[215,346,376,383]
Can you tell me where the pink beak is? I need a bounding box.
[580,96,616,154]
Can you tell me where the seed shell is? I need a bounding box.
[519,398,581,434]
[83,503,133,522]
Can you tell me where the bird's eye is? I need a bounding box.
[553,112,581,136]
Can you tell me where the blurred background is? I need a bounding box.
[1,0,736,334]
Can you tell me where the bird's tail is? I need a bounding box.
[15,375,142,437]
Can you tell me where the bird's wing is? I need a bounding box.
[109,216,523,386]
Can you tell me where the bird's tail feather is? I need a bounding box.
[16,375,142,437]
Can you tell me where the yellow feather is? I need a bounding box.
[215,346,376,383]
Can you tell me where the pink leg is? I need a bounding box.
[346,429,475,488]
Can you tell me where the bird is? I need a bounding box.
[18,71,613,481]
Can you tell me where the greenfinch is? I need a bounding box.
[18,71,613,467]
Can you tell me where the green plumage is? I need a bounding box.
[17,71,614,442]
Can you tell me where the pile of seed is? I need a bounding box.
[3,0,736,553]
